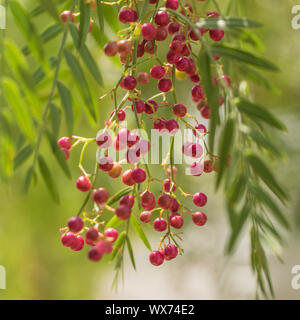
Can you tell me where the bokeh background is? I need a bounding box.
[0,0,300,299]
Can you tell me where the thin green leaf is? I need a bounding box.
[24,165,35,193]
[69,24,103,86]
[57,81,74,136]
[14,145,33,170]
[126,236,136,270]
[63,49,96,121]
[46,130,72,179]
[226,203,250,254]
[210,45,279,72]
[79,0,91,48]
[107,187,133,206]
[106,215,124,229]
[247,153,288,203]
[217,117,236,188]
[38,154,60,203]
[50,104,61,139]
[130,215,152,252]
[227,174,247,204]
[110,231,126,261]
[198,49,219,153]
[235,97,286,131]
[39,0,59,21]
[250,184,289,229]
[196,17,262,29]
[96,1,104,35]
[2,78,35,141]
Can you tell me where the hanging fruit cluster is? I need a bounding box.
[59,0,231,267]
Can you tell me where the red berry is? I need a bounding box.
[137,72,149,85]
[120,194,135,209]
[141,23,156,40]
[169,40,184,54]
[173,103,187,117]
[165,0,179,11]
[86,228,99,242]
[176,57,189,72]
[191,85,204,101]
[158,78,172,92]
[158,194,172,209]
[70,235,84,251]
[122,75,137,90]
[140,211,153,223]
[145,100,158,114]
[117,109,126,121]
[60,10,75,23]
[108,162,122,178]
[104,41,118,56]
[104,228,118,242]
[93,188,109,204]
[96,131,112,148]
[168,22,180,35]
[144,40,156,54]
[192,212,207,226]
[170,215,184,229]
[99,156,114,172]
[150,65,166,79]
[68,216,84,233]
[153,218,167,232]
[193,124,207,136]
[126,148,141,164]
[127,132,140,148]
[190,74,200,83]
[193,192,207,207]
[155,27,168,41]
[153,118,167,132]
[115,205,131,220]
[172,32,185,42]
[132,168,146,183]
[163,244,178,260]
[166,119,179,134]
[167,165,178,178]
[163,179,176,193]
[132,100,146,113]
[88,246,103,262]
[61,232,76,247]
[117,40,132,54]
[76,176,92,192]
[118,8,138,24]
[122,169,136,186]
[97,240,113,254]
[200,106,211,119]
[167,51,180,64]
[149,250,164,266]
[170,198,180,212]
[207,10,220,18]
[141,191,156,210]
[190,162,204,176]
[154,11,169,26]
[209,29,225,42]
[204,159,214,173]
[58,137,72,150]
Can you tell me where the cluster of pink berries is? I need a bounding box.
[60,10,93,33]
[59,1,231,267]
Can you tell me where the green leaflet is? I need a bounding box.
[50,103,61,139]
[13,145,33,170]
[210,45,279,72]
[2,78,35,141]
[57,81,74,136]
[46,130,72,180]
[110,231,126,261]
[126,236,136,270]
[130,215,152,252]
[39,0,59,21]
[106,215,124,229]
[69,24,103,86]
[9,1,44,61]
[196,17,262,29]
[38,154,60,203]
[246,153,288,203]
[235,97,286,131]
[250,184,289,229]
[216,117,236,188]
[79,0,91,48]
[107,187,133,206]
[96,0,104,36]
[198,49,219,153]
[63,49,96,121]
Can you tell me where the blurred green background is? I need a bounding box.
[1,0,300,299]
